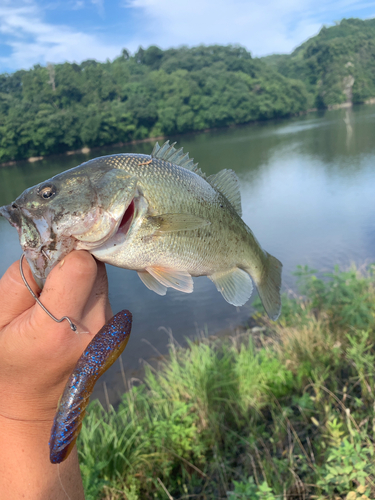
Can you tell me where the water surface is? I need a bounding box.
[1,105,374,402]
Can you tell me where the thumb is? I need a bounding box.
[0,257,40,330]
[33,251,99,333]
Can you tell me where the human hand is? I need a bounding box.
[0,250,112,422]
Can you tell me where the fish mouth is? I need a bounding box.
[0,203,58,286]
[117,199,135,236]
[90,195,147,259]
[0,203,22,229]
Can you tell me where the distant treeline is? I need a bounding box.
[0,17,374,163]
[263,17,375,108]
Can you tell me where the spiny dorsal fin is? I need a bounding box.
[151,141,205,177]
[207,170,242,216]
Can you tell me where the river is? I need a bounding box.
[1,104,375,403]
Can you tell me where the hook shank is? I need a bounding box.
[19,254,77,332]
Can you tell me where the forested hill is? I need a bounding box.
[262,17,375,108]
[1,17,375,163]
[0,46,309,163]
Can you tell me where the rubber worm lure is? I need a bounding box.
[49,309,132,464]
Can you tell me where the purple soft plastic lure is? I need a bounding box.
[49,309,132,464]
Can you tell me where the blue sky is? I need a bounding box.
[0,0,375,73]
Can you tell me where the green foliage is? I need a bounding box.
[77,263,375,499]
[293,264,375,332]
[317,437,375,494]
[228,478,277,499]
[0,45,311,162]
[2,19,375,162]
[266,18,375,108]
[79,458,109,500]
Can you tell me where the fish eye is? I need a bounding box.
[38,185,56,200]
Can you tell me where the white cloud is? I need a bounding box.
[72,0,85,9]
[0,1,123,71]
[0,0,374,72]
[91,0,105,16]
[124,0,375,56]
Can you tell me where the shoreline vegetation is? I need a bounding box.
[2,96,374,169]
[1,17,375,165]
[1,14,373,500]
[78,264,375,499]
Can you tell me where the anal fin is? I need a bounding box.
[138,270,167,295]
[209,267,253,307]
[146,267,194,293]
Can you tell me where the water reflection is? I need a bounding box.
[1,104,375,404]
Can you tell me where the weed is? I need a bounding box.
[77,264,375,499]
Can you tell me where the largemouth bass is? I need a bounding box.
[0,141,282,319]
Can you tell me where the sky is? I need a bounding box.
[0,0,375,73]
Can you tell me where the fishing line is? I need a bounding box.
[19,253,77,332]
[57,464,72,500]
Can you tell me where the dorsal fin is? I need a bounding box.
[207,170,242,216]
[151,141,206,177]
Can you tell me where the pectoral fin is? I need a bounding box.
[146,267,194,293]
[147,213,210,234]
[209,268,253,307]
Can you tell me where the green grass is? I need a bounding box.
[77,264,375,499]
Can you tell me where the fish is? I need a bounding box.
[0,141,282,320]
[49,309,132,464]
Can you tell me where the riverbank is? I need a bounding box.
[78,264,375,499]
[2,99,374,169]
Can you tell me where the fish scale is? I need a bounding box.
[0,141,282,320]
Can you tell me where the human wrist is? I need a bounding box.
[0,412,85,500]
[0,385,62,422]
[0,409,53,437]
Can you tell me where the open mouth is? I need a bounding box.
[117,199,135,236]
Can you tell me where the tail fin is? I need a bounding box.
[256,253,282,321]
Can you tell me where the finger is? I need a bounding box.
[85,261,113,325]
[98,262,114,321]
[34,251,98,330]
[105,298,113,323]
[95,261,113,322]
[80,260,112,332]
[0,258,40,329]
[82,260,110,319]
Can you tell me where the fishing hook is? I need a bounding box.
[19,253,77,332]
